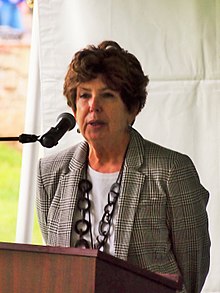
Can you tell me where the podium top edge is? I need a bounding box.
[0,241,99,257]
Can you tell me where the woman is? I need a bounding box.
[37,41,210,292]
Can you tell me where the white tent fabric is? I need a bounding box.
[16,1,41,243]
[17,0,220,291]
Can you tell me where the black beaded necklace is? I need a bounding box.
[74,158,125,251]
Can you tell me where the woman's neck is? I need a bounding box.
[88,136,130,173]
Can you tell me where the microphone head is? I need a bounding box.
[57,112,76,130]
[39,112,76,148]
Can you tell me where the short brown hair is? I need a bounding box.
[63,40,149,113]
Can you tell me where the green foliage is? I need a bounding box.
[0,144,42,244]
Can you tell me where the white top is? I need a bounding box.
[71,166,119,255]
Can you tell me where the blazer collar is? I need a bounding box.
[68,128,145,171]
[69,141,89,172]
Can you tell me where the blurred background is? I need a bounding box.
[0,0,41,244]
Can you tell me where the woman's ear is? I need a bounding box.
[128,105,139,126]
[71,107,80,132]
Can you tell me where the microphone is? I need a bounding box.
[39,113,76,148]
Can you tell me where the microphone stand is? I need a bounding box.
[0,113,76,147]
[0,134,40,144]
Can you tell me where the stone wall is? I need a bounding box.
[0,5,32,148]
[0,44,29,138]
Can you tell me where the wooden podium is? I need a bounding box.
[0,242,182,293]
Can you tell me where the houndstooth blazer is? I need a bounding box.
[36,128,210,293]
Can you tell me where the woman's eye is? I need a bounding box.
[79,93,90,99]
[102,92,114,98]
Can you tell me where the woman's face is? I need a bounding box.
[73,76,137,146]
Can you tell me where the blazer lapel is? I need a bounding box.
[56,142,88,246]
[115,167,146,260]
[56,170,81,246]
[114,128,147,260]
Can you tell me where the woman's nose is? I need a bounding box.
[89,96,101,112]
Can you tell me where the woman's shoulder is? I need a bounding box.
[38,141,88,174]
[40,144,78,163]
[131,128,192,166]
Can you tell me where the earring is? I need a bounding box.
[77,128,80,133]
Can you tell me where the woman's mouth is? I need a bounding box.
[87,120,106,128]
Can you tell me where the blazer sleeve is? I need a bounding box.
[166,154,210,293]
